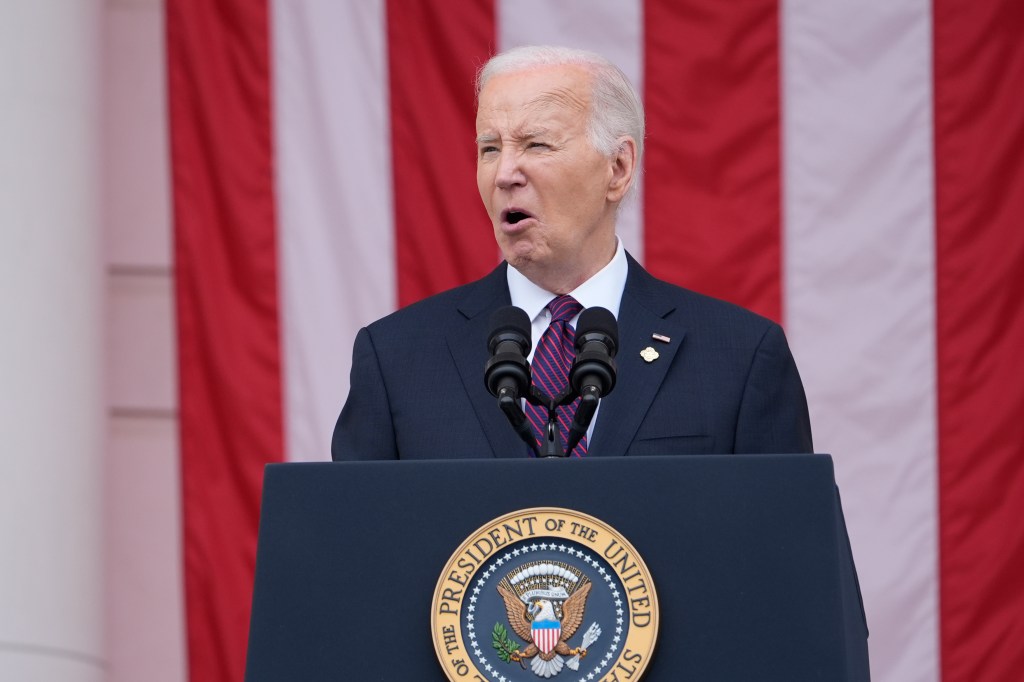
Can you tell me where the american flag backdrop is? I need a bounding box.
[166,1,1023,681]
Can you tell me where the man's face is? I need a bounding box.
[476,64,626,292]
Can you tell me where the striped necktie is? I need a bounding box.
[525,295,586,457]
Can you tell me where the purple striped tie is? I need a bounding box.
[526,295,586,457]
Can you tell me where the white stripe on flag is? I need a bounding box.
[782,1,939,680]
[497,0,645,263]
[273,0,396,461]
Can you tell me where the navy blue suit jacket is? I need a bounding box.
[332,255,812,460]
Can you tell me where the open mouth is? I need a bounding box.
[502,208,534,225]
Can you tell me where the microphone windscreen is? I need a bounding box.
[488,306,532,352]
[576,307,618,346]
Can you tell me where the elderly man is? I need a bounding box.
[331,45,811,461]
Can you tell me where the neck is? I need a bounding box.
[520,237,617,295]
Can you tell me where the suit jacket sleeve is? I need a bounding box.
[331,327,399,460]
[734,322,813,454]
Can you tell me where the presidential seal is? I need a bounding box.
[432,508,658,682]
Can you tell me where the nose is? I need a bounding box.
[494,148,526,190]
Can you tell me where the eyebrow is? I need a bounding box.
[520,128,551,140]
[475,128,552,145]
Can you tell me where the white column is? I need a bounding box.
[0,1,106,680]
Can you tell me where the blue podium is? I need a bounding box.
[245,455,868,681]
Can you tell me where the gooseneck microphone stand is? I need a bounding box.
[527,386,578,458]
[491,382,577,458]
[485,305,617,458]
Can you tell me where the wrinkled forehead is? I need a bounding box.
[475,64,593,129]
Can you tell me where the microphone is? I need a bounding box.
[566,307,618,453]
[484,306,538,454]
[570,307,618,397]
[485,306,532,401]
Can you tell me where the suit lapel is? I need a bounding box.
[589,256,687,457]
[446,264,525,459]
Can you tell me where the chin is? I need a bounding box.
[503,253,531,272]
[499,237,537,267]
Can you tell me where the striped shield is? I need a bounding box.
[532,620,562,656]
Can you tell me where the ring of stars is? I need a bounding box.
[464,541,627,682]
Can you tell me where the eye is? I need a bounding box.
[478,145,499,157]
[528,141,549,150]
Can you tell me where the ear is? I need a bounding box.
[606,137,638,203]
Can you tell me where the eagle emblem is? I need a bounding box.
[493,561,602,678]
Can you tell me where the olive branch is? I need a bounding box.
[491,622,518,663]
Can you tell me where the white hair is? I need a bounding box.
[476,45,645,165]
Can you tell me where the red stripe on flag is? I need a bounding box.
[387,0,497,306]
[934,2,1024,680]
[167,1,283,680]
[643,0,783,321]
